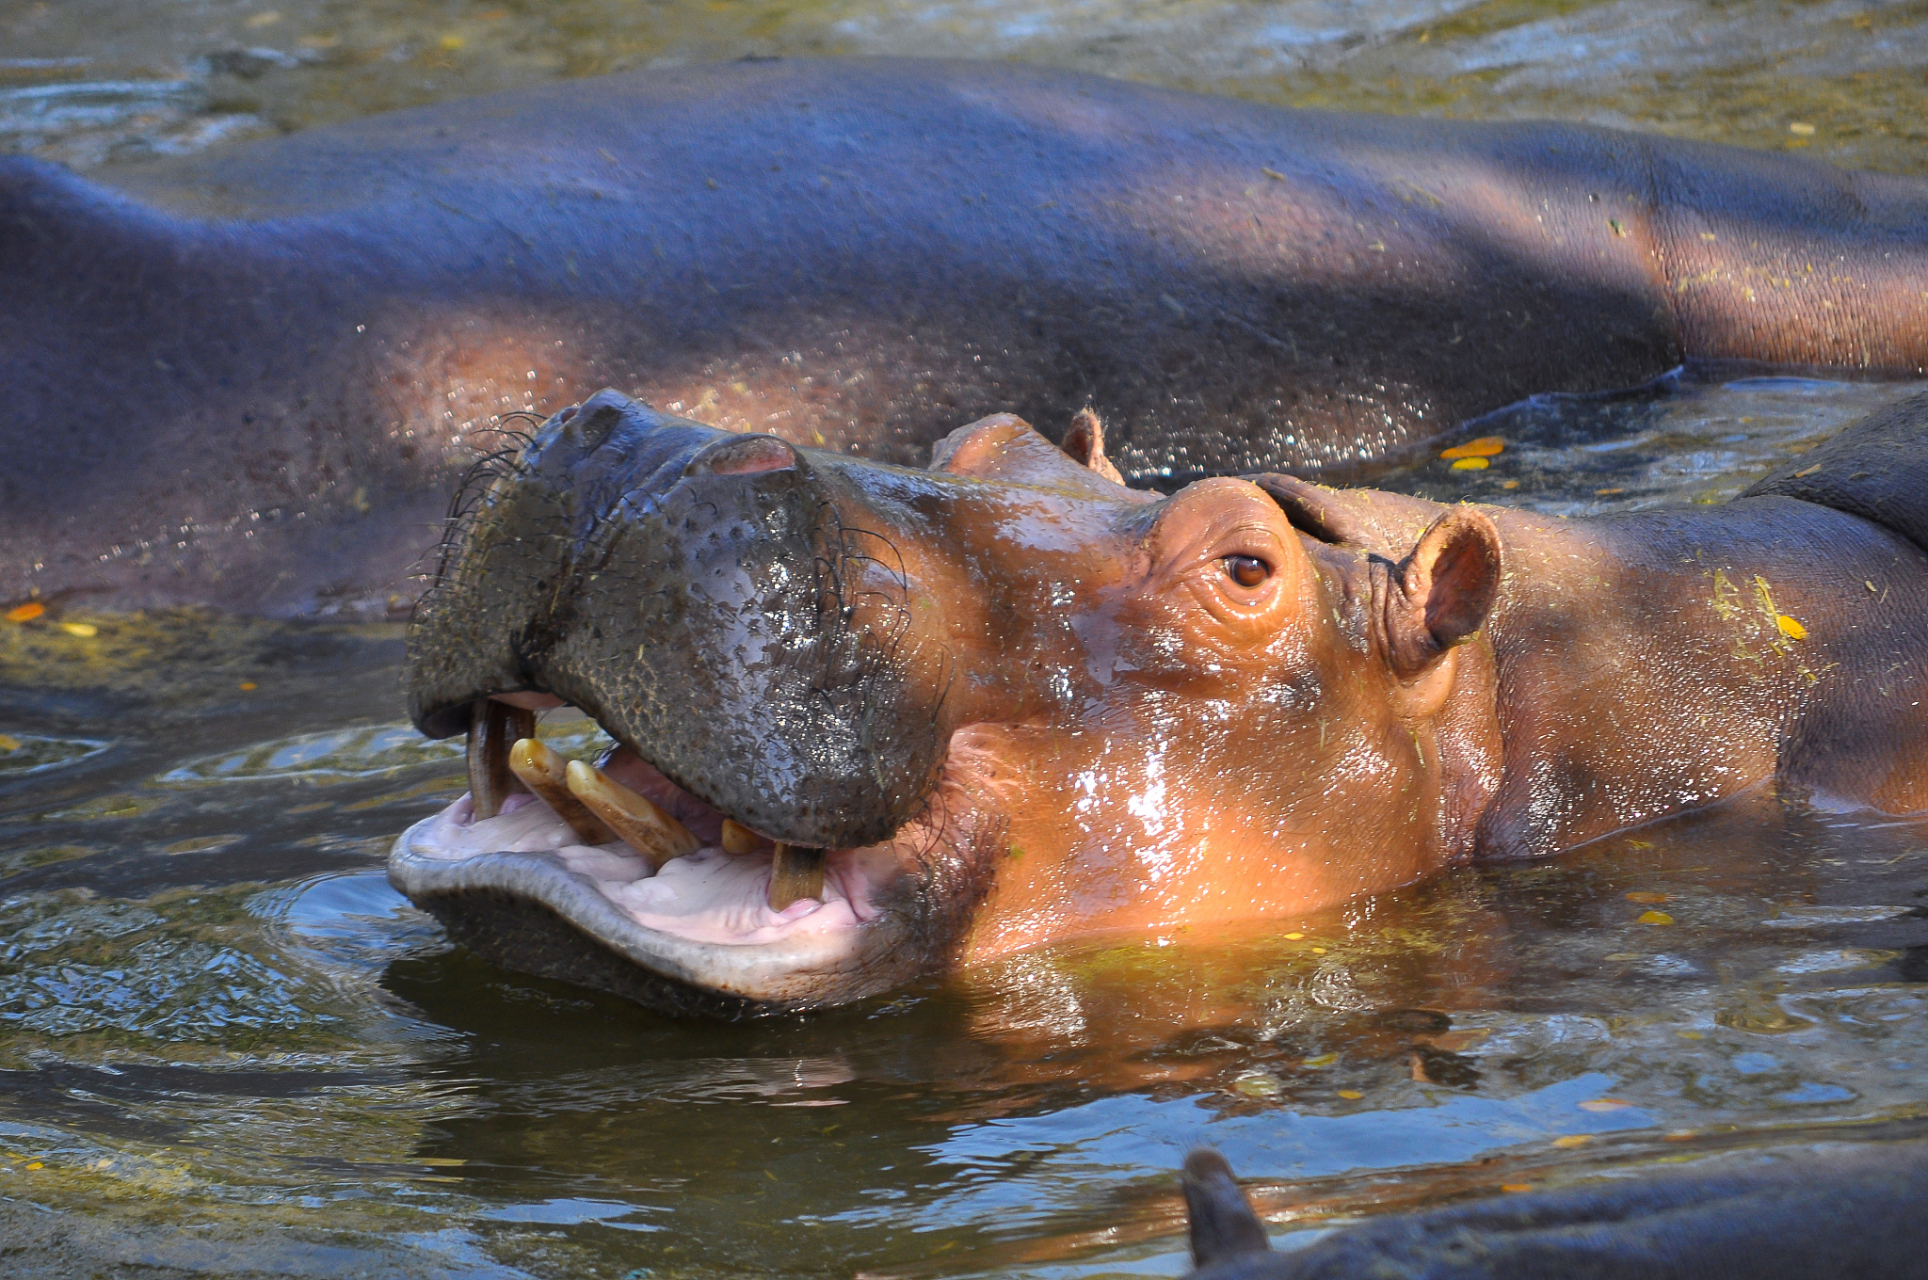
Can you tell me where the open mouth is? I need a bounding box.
[389,698,974,1016]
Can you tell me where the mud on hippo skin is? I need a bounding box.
[392,388,1928,1015]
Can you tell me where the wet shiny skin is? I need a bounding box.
[404,393,1928,1007]
[827,414,1928,963]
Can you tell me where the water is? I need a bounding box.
[4,371,1926,1276]
[4,0,1928,176]
[4,3,1928,1276]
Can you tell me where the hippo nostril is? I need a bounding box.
[700,434,799,476]
[568,402,627,450]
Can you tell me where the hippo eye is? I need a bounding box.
[1222,554,1271,589]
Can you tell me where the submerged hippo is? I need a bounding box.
[392,387,1928,1015]
[1178,1144,1928,1279]
[7,58,1928,615]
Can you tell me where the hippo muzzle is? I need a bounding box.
[396,391,992,1015]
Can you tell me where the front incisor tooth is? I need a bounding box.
[467,699,534,821]
[768,843,826,911]
[720,819,764,856]
[564,759,700,870]
[508,738,615,845]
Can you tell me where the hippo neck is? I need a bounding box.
[1473,499,1908,858]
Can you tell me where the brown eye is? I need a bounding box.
[1223,554,1271,589]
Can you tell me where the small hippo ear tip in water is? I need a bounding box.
[1180,1149,1273,1273]
[1175,1141,1928,1279]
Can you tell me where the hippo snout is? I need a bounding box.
[393,391,999,1013]
[408,389,949,852]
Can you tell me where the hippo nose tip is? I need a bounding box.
[693,433,800,477]
[552,387,645,451]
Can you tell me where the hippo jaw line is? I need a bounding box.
[387,700,993,1014]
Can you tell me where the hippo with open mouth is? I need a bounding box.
[392,388,1928,1015]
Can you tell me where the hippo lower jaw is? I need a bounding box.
[387,716,993,1017]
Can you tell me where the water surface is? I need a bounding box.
[3,2,1927,1276]
[4,372,1927,1277]
[5,0,1928,174]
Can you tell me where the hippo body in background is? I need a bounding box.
[8,57,1928,614]
[1178,1144,1928,1279]
[393,388,1928,1014]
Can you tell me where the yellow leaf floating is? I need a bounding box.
[1552,1135,1592,1149]
[1303,1054,1338,1068]
[0,735,19,752]
[1451,457,1489,471]
[1337,1090,1364,1100]
[1441,436,1504,460]
[1776,614,1806,640]
[5,602,45,623]
[1500,1183,1534,1193]
[1638,910,1674,925]
[58,622,97,638]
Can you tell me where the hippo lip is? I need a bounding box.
[387,701,984,1014]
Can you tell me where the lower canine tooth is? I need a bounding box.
[508,738,615,845]
[720,819,763,856]
[467,699,534,821]
[564,759,700,869]
[768,843,826,910]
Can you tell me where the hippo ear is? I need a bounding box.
[1180,1149,1271,1267]
[929,413,1131,498]
[1386,508,1502,677]
[1060,408,1126,484]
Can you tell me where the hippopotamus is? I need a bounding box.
[7,57,1928,616]
[1177,1143,1928,1278]
[390,386,1928,1015]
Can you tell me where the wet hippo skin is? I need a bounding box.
[1178,1143,1928,1279]
[392,389,1928,1015]
[7,57,1928,615]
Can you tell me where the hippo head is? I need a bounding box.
[394,391,1504,1015]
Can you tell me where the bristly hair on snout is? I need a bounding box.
[419,416,540,590]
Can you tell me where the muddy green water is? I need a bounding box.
[4,4,1928,1277]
